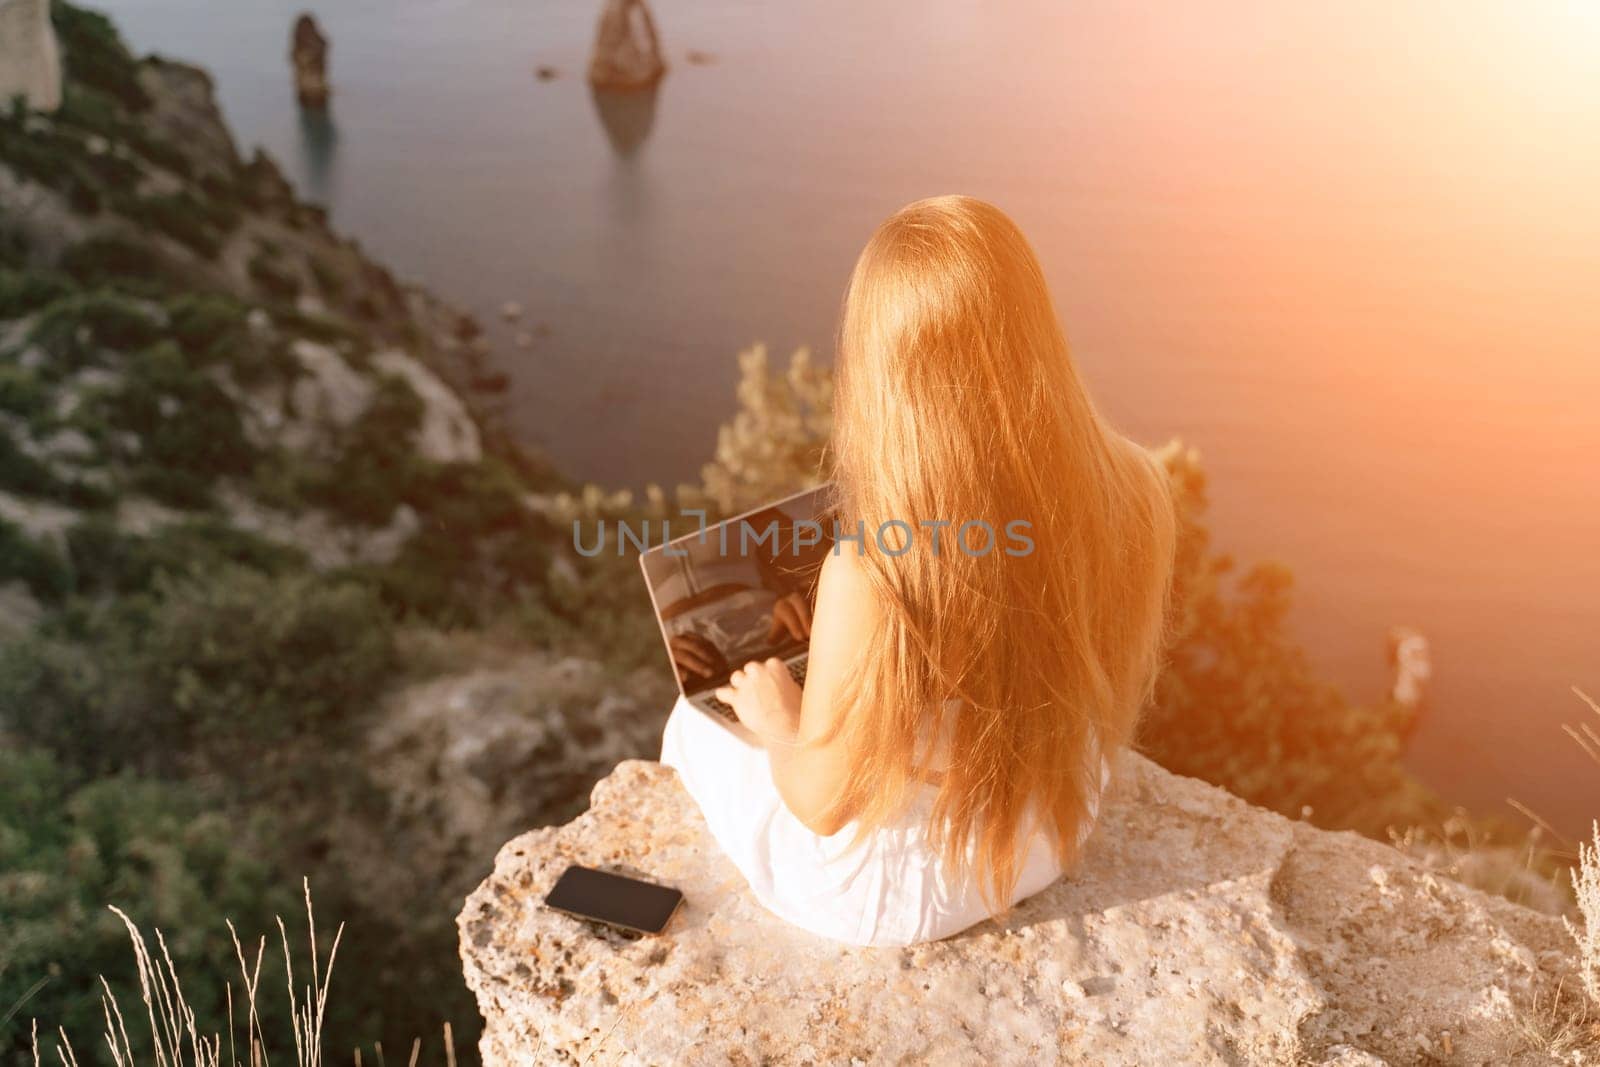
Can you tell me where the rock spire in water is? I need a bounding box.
[587,0,667,92]
[290,13,330,108]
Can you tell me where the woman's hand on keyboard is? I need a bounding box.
[669,632,726,683]
[766,592,813,644]
[716,658,803,746]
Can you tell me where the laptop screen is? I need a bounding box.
[642,485,835,697]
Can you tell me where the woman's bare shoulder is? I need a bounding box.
[807,550,884,668]
[797,547,885,749]
[818,546,884,618]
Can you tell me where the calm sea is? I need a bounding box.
[95,0,1600,833]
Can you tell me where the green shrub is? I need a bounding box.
[110,191,223,259]
[64,177,100,214]
[125,126,192,180]
[54,80,120,134]
[0,117,102,214]
[63,515,305,596]
[515,547,665,673]
[190,189,240,233]
[289,373,424,525]
[50,1,151,111]
[0,565,398,779]
[198,170,245,208]
[358,458,554,623]
[248,250,301,301]
[165,294,304,387]
[234,335,304,389]
[0,426,66,494]
[694,344,832,515]
[309,254,345,297]
[0,426,110,509]
[27,290,164,370]
[0,267,73,318]
[75,137,142,188]
[272,305,363,349]
[0,99,143,199]
[0,746,299,1057]
[84,339,258,505]
[58,234,186,295]
[124,464,213,509]
[54,79,193,181]
[0,225,27,269]
[165,291,247,359]
[0,516,72,599]
[0,365,52,418]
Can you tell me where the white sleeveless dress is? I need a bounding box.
[658,695,1111,947]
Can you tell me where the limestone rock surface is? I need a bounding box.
[460,753,1581,1066]
[136,60,241,181]
[0,0,61,113]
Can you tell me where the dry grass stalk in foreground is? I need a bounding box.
[1512,977,1600,1059]
[1510,685,1600,1059]
[1571,827,1600,1007]
[1388,813,1570,916]
[30,879,342,1067]
[1565,689,1600,1007]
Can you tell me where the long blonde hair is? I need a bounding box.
[820,195,1177,914]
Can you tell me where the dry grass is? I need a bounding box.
[1510,977,1600,1060]
[1388,812,1571,916]
[24,879,459,1067]
[27,878,466,1066]
[1451,687,1600,1063]
[1570,824,1600,1007]
[1500,686,1600,1062]
[1565,688,1600,1007]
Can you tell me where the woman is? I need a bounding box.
[660,195,1177,947]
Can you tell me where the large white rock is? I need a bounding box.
[372,348,482,464]
[360,653,675,925]
[0,0,61,113]
[459,753,1581,1066]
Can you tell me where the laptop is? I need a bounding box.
[640,484,835,738]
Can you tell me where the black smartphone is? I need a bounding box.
[542,865,685,935]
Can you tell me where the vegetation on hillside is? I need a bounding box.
[0,4,604,1060]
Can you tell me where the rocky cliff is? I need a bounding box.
[0,0,61,113]
[460,753,1582,1066]
[0,23,529,631]
[0,11,634,1044]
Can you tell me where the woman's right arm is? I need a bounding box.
[763,548,882,835]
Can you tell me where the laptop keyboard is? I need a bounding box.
[702,659,807,723]
[704,694,738,721]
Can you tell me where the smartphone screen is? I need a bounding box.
[542,865,684,935]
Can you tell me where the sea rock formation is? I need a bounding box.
[587,0,666,92]
[290,13,330,108]
[460,753,1581,1066]
[1389,626,1432,733]
[0,0,62,112]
